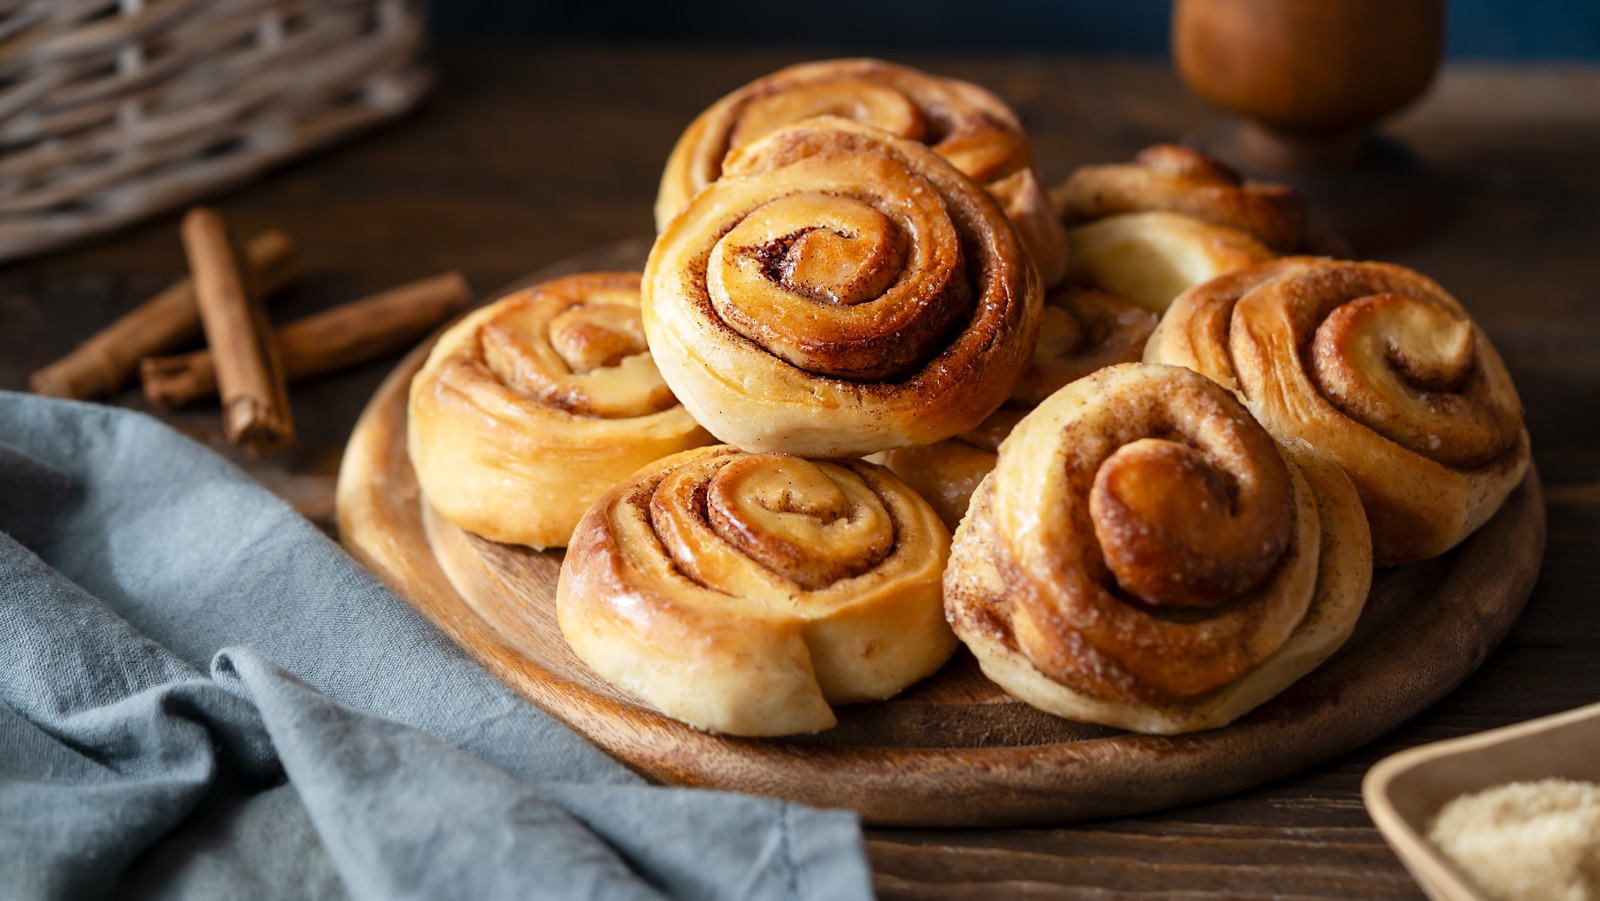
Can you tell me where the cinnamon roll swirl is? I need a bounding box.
[1146,258,1529,565]
[557,446,956,736]
[408,273,712,549]
[945,363,1371,734]
[644,117,1043,457]
[1056,144,1306,251]
[655,58,1069,286]
[878,287,1158,530]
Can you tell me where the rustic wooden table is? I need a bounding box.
[3,46,1597,899]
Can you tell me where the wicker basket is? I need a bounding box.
[0,0,431,263]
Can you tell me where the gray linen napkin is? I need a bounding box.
[0,391,872,901]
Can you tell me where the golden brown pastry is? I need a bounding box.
[644,117,1043,457]
[1008,285,1162,407]
[987,166,1071,288]
[945,363,1372,734]
[1056,144,1307,251]
[655,58,1069,286]
[878,286,1158,530]
[1145,257,1529,565]
[874,411,1019,534]
[557,446,957,736]
[1061,211,1275,313]
[408,272,712,549]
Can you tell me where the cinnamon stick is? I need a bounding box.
[182,207,294,454]
[27,230,297,400]
[141,272,472,409]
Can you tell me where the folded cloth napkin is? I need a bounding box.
[0,391,873,901]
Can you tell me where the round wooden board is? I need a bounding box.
[335,243,1546,827]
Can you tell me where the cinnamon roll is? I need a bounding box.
[644,117,1043,457]
[1146,258,1529,565]
[655,58,1069,286]
[408,273,712,549]
[1061,211,1276,313]
[557,446,957,736]
[945,363,1372,734]
[1056,144,1306,251]
[878,287,1158,530]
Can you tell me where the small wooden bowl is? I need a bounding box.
[1362,702,1600,901]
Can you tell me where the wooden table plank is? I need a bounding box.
[2,45,1597,898]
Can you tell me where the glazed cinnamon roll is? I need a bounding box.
[945,363,1372,734]
[644,117,1043,457]
[1056,144,1306,251]
[409,273,712,549]
[557,446,957,736]
[655,58,1069,286]
[878,287,1158,530]
[1146,258,1529,565]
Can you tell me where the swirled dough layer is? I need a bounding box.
[644,117,1043,457]
[409,272,712,548]
[1056,144,1305,251]
[557,446,956,736]
[878,286,1157,530]
[656,58,1068,285]
[1146,257,1529,564]
[944,363,1371,734]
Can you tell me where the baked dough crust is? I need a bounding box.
[1063,211,1276,313]
[655,58,1068,285]
[644,117,1043,457]
[408,272,711,549]
[878,286,1157,530]
[1056,144,1306,251]
[557,446,956,736]
[1146,257,1529,564]
[943,363,1372,734]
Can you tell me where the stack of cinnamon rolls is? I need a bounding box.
[406,60,1529,737]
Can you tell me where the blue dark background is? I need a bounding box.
[430,0,1600,59]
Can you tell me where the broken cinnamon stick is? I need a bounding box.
[27,230,297,400]
[140,271,472,409]
[182,207,294,454]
